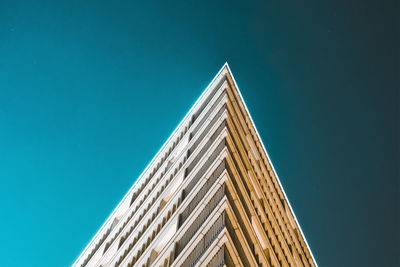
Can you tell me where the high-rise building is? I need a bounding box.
[73,63,317,267]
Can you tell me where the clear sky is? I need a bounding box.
[0,0,398,266]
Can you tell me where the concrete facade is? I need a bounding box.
[73,63,317,267]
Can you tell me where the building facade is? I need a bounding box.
[73,63,317,267]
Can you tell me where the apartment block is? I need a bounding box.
[73,63,316,267]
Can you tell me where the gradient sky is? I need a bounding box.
[0,1,398,266]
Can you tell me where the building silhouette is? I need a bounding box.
[74,63,317,267]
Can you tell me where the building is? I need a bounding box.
[73,63,317,267]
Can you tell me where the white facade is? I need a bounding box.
[73,63,317,267]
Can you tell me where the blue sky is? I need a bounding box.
[0,1,398,266]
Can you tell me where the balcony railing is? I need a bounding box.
[180,212,226,267]
[185,122,226,177]
[191,77,225,125]
[179,161,226,228]
[176,185,225,256]
[190,91,226,142]
[189,102,226,156]
[206,245,235,267]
